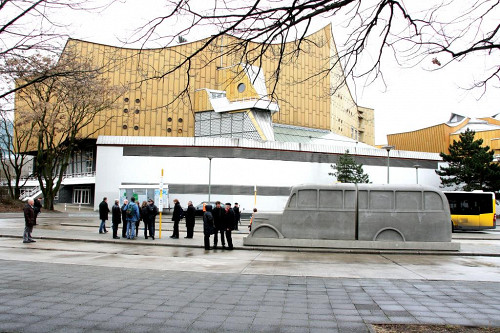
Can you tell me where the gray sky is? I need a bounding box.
[63,0,500,145]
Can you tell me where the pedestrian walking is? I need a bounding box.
[23,198,36,243]
[98,197,110,234]
[125,197,140,239]
[121,199,128,238]
[111,199,121,239]
[224,202,234,250]
[212,201,225,248]
[233,202,240,231]
[145,199,158,240]
[185,200,196,238]
[203,204,215,250]
[170,199,182,239]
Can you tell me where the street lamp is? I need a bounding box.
[207,156,213,202]
[382,145,395,184]
[413,164,421,184]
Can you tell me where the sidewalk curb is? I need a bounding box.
[2,234,500,257]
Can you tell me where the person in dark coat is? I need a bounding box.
[212,201,225,248]
[224,202,235,250]
[111,199,121,239]
[121,199,128,238]
[185,201,196,238]
[170,199,182,239]
[98,197,110,234]
[203,204,214,250]
[145,199,158,240]
[33,197,42,225]
[23,198,36,243]
[233,202,240,231]
[141,201,149,239]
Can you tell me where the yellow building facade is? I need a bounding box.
[54,25,374,145]
[387,113,500,156]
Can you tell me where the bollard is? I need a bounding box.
[64,203,67,211]
[78,203,81,211]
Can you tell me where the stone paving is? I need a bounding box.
[1,260,500,333]
[1,210,500,332]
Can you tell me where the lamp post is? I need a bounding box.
[414,164,421,184]
[207,156,213,202]
[382,145,394,184]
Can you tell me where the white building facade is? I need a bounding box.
[94,136,443,213]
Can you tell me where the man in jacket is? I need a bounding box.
[212,201,225,248]
[233,202,241,231]
[146,199,158,240]
[23,198,36,243]
[203,205,214,250]
[98,197,110,234]
[121,199,128,238]
[33,197,42,225]
[224,202,235,250]
[111,199,122,239]
[185,201,196,238]
[170,199,182,239]
[126,197,140,239]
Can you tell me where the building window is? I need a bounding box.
[167,117,172,122]
[134,125,139,130]
[237,83,246,93]
[135,98,140,103]
[167,128,172,133]
[122,125,128,129]
[178,118,183,123]
[124,97,129,103]
[73,188,91,204]
[135,109,140,114]
[123,108,129,113]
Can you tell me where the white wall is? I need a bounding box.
[95,145,443,211]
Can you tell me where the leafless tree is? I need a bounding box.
[0,111,35,200]
[127,0,499,98]
[0,0,116,100]
[9,53,124,210]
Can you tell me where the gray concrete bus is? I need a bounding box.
[244,184,457,250]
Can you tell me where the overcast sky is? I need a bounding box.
[61,0,499,145]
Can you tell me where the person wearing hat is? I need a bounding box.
[223,202,234,250]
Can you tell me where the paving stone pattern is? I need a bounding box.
[0,260,499,333]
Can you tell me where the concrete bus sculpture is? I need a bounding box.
[244,184,460,251]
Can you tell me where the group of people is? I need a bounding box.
[22,197,42,243]
[202,201,241,250]
[99,197,159,240]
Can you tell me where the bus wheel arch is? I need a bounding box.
[250,224,284,239]
[373,227,405,242]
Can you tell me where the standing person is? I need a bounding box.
[224,202,234,250]
[141,201,149,239]
[248,208,257,231]
[33,197,42,225]
[170,199,182,239]
[212,201,225,249]
[111,199,121,239]
[146,199,158,240]
[23,198,36,243]
[233,202,241,231]
[135,201,142,236]
[185,201,196,238]
[203,204,214,250]
[121,199,128,238]
[98,197,110,234]
[126,197,140,239]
